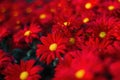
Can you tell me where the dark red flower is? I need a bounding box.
[53,50,103,80]
[72,0,100,12]
[98,1,120,16]
[36,32,67,64]
[13,23,41,43]
[3,60,43,80]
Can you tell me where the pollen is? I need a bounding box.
[75,69,85,79]
[85,2,92,9]
[83,17,89,23]
[39,14,46,19]
[49,43,57,51]
[69,37,75,44]
[26,7,32,13]
[63,21,70,26]
[108,5,115,11]
[99,31,106,38]
[24,30,31,36]
[20,71,29,80]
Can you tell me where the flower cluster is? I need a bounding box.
[0,0,120,80]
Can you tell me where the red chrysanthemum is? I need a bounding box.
[72,0,100,12]
[64,30,83,51]
[85,16,120,56]
[53,13,81,30]
[53,50,104,80]
[13,23,41,43]
[36,32,67,64]
[3,59,43,80]
[88,16,119,39]
[98,1,120,16]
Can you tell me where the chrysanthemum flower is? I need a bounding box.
[64,30,83,51]
[98,1,120,16]
[80,10,95,24]
[36,32,67,64]
[13,23,41,43]
[88,16,119,40]
[3,59,43,80]
[53,50,104,80]
[53,13,81,30]
[85,16,120,55]
[72,0,100,12]
[33,8,52,24]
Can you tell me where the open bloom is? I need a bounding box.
[3,60,43,80]
[36,32,67,64]
[53,50,104,80]
[13,23,41,43]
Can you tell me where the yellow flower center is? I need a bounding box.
[99,31,106,38]
[85,2,92,9]
[24,30,31,36]
[108,5,115,11]
[69,37,75,44]
[26,8,32,13]
[83,17,89,23]
[39,14,46,19]
[49,43,57,51]
[75,69,85,79]
[63,21,70,26]
[20,71,29,80]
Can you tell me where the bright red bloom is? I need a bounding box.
[85,16,120,56]
[80,10,95,24]
[72,0,100,12]
[13,23,41,43]
[3,59,43,80]
[64,30,83,51]
[53,50,104,80]
[98,1,120,16]
[53,13,81,30]
[33,7,53,24]
[36,32,67,64]
[88,16,119,40]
